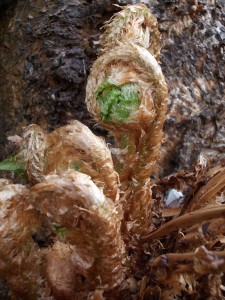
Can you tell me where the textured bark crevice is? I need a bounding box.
[153,0,224,175]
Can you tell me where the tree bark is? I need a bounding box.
[0,0,115,159]
[0,0,224,175]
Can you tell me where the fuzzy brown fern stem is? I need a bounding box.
[86,4,168,241]
[0,184,50,298]
[100,4,161,58]
[44,120,119,201]
[0,5,171,298]
[30,170,126,298]
[8,124,47,184]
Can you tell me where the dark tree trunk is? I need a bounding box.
[0,0,224,175]
[0,0,115,158]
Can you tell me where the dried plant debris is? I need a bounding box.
[183,166,225,213]
[0,3,225,300]
[149,247,225,299]
[142,164,225,299]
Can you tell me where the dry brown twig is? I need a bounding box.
[142,204,225,241]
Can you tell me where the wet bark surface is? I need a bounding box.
[0,0,224,174]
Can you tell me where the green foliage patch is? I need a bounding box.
[0,156,25,176]
[52,224,69,238]
[96,81,140,122]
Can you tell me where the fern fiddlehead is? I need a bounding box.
[86,4,168,241]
